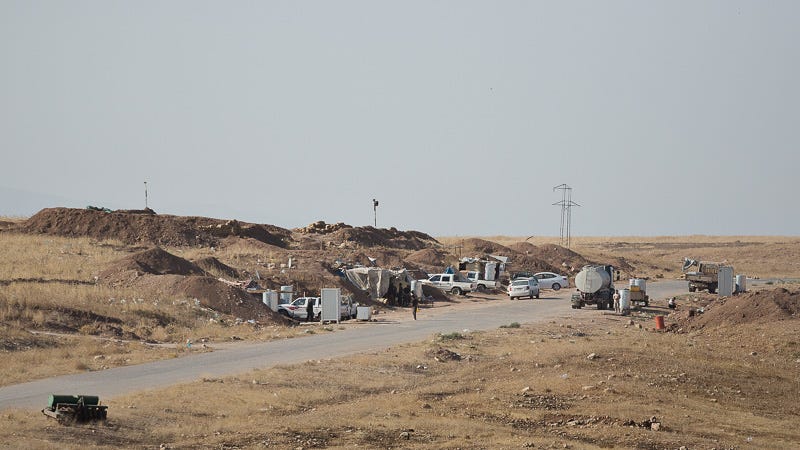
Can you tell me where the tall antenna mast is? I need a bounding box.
[144,181,148,209]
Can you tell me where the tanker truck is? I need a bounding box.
[571,265,615,310]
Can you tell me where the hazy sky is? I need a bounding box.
[1,1,798,236]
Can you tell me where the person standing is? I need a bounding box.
[412,293,419,320]
[613,290,621,314]
[306,298,314,322]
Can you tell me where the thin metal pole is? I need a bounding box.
[144,181,148,209]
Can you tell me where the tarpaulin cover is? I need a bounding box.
[344,267,413,299]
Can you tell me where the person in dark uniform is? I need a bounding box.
[412,293,419,320]
[306,298,315,322]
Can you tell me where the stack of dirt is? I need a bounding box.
[460,238,514,257]
[99,248,279,321]
[521,244,591,273]
[100,247,206,282]
[295,221,352,234]
[672,288,799,330]
[507,242,538,254]
[327,226,438,250]
[168,276,274,320]
[194,256,240,279]
[20,207,292,248]
[404,248,447,271]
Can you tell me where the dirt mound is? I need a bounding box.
[295,221,352,234]
[194,257,239,279]
[507,255,562,275]
[118,274,280,321]
[101,248,206,281]
[404,248,446,267]
[674,288,799,330]
[20,207,291,248]
[460,238,514,257]
[525,244,591,273]
[507,242,538,253]
[329,226,438,250]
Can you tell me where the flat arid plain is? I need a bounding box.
[1,209,798,449]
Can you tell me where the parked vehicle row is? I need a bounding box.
[512,271,569,291]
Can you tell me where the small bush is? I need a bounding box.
[439,332,464,341]
[500,322,521,329]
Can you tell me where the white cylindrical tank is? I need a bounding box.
[619,288,631,311]
[736,274,747,293]
[575,266,612,294]
[629,278,646,292]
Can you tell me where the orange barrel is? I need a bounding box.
[654,315,665,330]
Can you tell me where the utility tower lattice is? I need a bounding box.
[552,184,579,248]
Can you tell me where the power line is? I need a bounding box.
[552,184,579,248]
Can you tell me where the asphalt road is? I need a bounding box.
[0,280,688,410]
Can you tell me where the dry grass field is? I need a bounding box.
[0,232,308,386]
[2,222,799,449]
[441,235,800,279]
[3,290,798,449]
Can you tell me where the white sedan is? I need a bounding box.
[508,278,540,299]
[533,272,569,291]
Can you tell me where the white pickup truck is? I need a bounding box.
[466,271,498,292]
[420,273,477,296]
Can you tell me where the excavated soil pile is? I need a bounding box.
[169,276,274,320]
[460,238,514,257]
[524,244,591,273]
[507,242,538,254]
[405,248,447,268]
[100,248,206,281]
[295,221,352,234]
[122,274,276,321]
[194,257,239,279]
[673,288,800,330]
[100,249,278,321]
[329,226,438,250]
[20,207,291,248]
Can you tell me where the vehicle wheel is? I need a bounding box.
[708,286,716,294]
[552,283,561,291]
[688,286,696,293]
[279,310,289,317]
[597,301,606,310]
[476,284,486,292]
[451,287,462,296]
